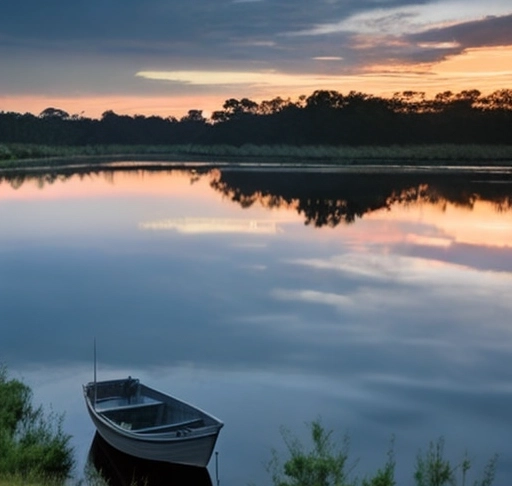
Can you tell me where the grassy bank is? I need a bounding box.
[0,479,43,486]
[0,474,109,486]
[0,477,70,486]
[0,366,74,485]
[0,475,109,486]
[2,143,512,169]
[0,479,41,486]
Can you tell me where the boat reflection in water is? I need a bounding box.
[87,432,213,486]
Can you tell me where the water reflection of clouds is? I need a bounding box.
[139,217,282,234]
[2,170,512,485]
[369,200,512,248]
[284,253,512,300]
[285,254,409,280]
[404,234,453,247]
[267,251,512,377]
[273,288,354,309]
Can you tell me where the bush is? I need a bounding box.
[268,420,498,486]
[268,419,394,486]
[0,366,74,482]
[414,438,498,486]
[0,145,13,160]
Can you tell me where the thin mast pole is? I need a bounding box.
[93,337,97,409]
[215,451,220,486]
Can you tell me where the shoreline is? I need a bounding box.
[1,143,512,172]
[0,146,512,175]
[2,157,512,176]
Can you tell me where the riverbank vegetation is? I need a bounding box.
[1,89,511,165]
[0,366,74,485]
[269,419,498,486]
[2,143,512,169]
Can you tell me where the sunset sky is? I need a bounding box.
[1,0,512,118]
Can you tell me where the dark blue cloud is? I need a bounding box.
[3,0,507,62]
[407,13,512,56]
[0,1,359,49]
[0,1,511,101]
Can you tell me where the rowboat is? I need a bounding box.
[83,377,223,467]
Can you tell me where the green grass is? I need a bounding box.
[0,475,72,486]
[2,143,512,168]
[0,479,40,486]
[0,475,110,486]
[0,366,74,485]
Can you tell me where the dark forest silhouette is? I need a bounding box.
[1,89,512,147]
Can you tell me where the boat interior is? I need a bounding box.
[86,378,209,434]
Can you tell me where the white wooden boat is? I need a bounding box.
[83,377,223,467]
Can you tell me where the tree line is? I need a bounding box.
[1,89,512,146]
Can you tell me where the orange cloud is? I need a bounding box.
[361,45,512,96]
[2,45,512,118]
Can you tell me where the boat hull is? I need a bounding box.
[88,432,213,486]
[87,432,213,486]
[83,378,222,467]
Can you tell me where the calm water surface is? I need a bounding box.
[1,166,511,485]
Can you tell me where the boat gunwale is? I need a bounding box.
[83,378,224,444]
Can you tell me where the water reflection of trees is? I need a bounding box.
[0,166,213,191]
[210,170,512,226]
[2,169,104,190]
[1,166,511,227]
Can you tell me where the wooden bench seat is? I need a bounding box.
[136,418,204,433]
[98,401,163,414]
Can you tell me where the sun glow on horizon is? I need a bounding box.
[136,45,512,95]
[0,94,227,120]
[2,45,512,118]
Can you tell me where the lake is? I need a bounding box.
[1,164,511,485]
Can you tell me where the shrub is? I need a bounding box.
[414,438,498,486]
[268,419,394,486]
[269,420,498,486]
[0,145,13,160]
[0,366,74,482]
